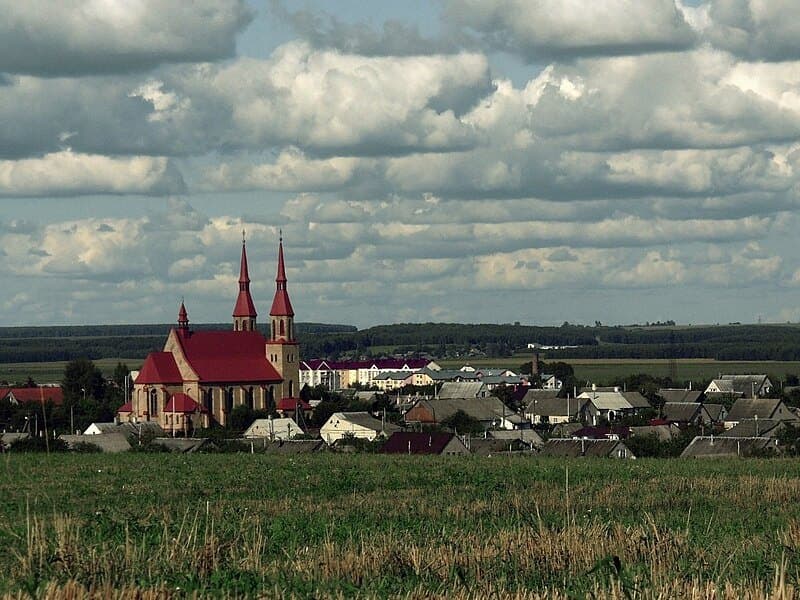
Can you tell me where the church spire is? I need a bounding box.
[177,299,189,333]
[233,232,258,332]
[270,232,294,318]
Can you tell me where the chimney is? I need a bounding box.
[531,353,540,376]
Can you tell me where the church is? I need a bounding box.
[118,235,300,433]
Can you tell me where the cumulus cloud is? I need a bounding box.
[705,0,800,61]
[0,43,491,160]
[446,0,696,61]
[0,151,185,196]
[271,1,465,57]
[0,0,253,76]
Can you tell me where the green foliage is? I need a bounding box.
[8,436,68,452]
[228,406,270,433]
[71,441,103,453]
[441,410,484,435]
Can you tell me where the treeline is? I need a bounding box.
[0,322,356,363]
[300,322,599,358]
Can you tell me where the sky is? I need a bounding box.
[2,0,800,328]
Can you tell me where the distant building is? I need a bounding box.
[680,436,778,458]
[243,417,303,440]
[320,411,400,444]
[0,386,63,406]
[723,398,797,429]
[404,397,526,430]
[705,375,772,399]
[577,389,651,425]
[381,432,469,455]
[539,438,636,459]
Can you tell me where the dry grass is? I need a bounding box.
[3,455,800,597]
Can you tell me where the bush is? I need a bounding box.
[9,436,68,452]
[71,441,103,453]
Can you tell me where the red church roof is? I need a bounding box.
[118,401,132,413]
[233,240,258,318]
[135,352,183,385]
[176,330,282,383]
[4,386,64,405]
[270,238,294,317]
[165,393,208,413]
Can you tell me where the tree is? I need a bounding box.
[441,410,483,435]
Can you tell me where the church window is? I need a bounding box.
[243,321,248,331]
[271,321,275,339]
[203,388,213,413]
[280,320,285,337]
[246,387,254,409]
[267,386,274,407]
[225,387,234,412]
[149,389,158,415]
[288,380,294,397]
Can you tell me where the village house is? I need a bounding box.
[320,411,401,444]
[539,438,636,459]
[577,388,652,425]
[705,375,773,399]
[723,398,797,429]
[381,431,470,455]
[299,358,439,391]
[680,436,778,458]
[403,397,526,430]
[120,236,300,434]
[0,386,63,406]
[243,417,303,440]
[660,402,720,427]
[523,390,584,424]
[437,381,489,399]
[657,388,704,404]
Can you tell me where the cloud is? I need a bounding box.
[705,0,800,61]
[446,0,696,61]
[0,43,491,160]
[0,151,186,196]
[271,1,465,57]
[0,0,253,76]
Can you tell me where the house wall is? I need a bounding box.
[320,418,379,443]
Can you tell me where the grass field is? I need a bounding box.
[2,454,800,598]
[439,357,800,385]
[0,358,142,385]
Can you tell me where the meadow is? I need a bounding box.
[2,454,800,598]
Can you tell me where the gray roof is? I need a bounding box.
[332,412,401,433]
[409,397,524,425]
[658,389,704,403]
[150,437,212,452]
[710,375,771,397]
[578,390,651,411]
[539,438,636,458]
[438,382,487,399]
[243,418,303,439]
[680,436,777,458]
[525,395,585,417]
[661,402,704,422]
[468,438,531,455]
[488,429,544,446]
[259,440,324,453]
[61,433,131,453]
[724,419,784,438]
[629,425,679,442]
[703,403,726,422]
[0,432,29,447]
[725,398,790,422]
[88,421,165,437]
[551,422,585,437]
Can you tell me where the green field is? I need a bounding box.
[2,454,800,598]
[439,357,800,385]
[0,358,142,385]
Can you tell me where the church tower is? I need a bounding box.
[266,234,299,399]
[232,232,258,332]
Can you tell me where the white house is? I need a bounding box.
[243,417,303,440]
[320,412,401,444]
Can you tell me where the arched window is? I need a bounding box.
[246,387,254,409]
[243,321,248,331]
[225,387,234,412]
[280,320,285,337]
[271,321,275,339]
[267,386,274,408]
[288,380,294,397]
[203,388,213,413]
[149,389,158,416]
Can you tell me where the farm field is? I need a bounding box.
[0,358,142,385]
[439,357,800,385]
[2,454,800,598]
